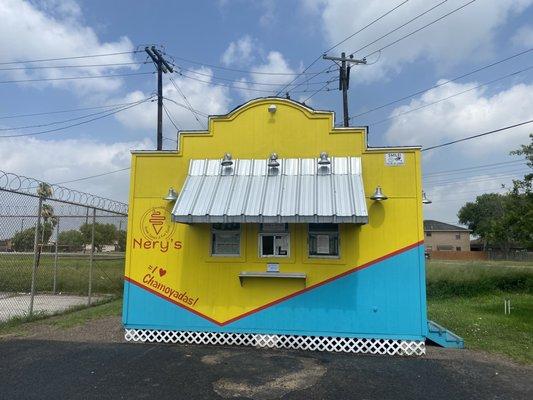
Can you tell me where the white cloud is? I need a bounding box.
[235,51,296,98]
[0,137,152,201]
[0,0,137,94]
[114,67,232,132]
[384,81,533,157]
[512,25,533,47]
[221,35,254,66]
[302,0,533,83]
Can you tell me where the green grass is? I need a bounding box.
[0,253,124,295]
[426,260,533,298]
[426,260,533,364]
[0,298,122,338]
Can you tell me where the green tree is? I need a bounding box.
[507,133,533,248]
[12,222,53,252]
[57,229,85,252]
[79,222,117,251]
[458,193,512,253]
[117,230,127,252]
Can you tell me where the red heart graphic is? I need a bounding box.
[159,268,166,277]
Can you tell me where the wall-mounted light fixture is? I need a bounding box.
[268,152,280,168]
[370,186,388,201]
[318,151,331,166]
[268,104,277,113]
[163,187,178,202]
[422,191,432,204]
[221,153,233,167]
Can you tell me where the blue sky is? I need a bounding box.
[1,0,532,224]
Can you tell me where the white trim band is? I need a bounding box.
[124,329,425,356]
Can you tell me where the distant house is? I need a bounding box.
[424,220,471,252]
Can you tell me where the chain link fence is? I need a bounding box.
[0,170,128,324]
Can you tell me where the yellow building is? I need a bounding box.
[123,98,462,355]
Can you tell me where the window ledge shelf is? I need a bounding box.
[238,272,307,286]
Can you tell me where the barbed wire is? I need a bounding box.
[0,169,128,214]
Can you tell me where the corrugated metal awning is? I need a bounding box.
[171,157,368,224]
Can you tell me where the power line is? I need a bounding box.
[0,101,152,120]
[0,100,146,131]
[163,104,182,131]
[425,168,530,186]
[277,0,410,96]
[165,53,326,76]
[163,96,209,117]
[422,119,533,152]
[0,97,155,138]
[168,77,205,129]
[0,50,142,65]
[368,65,533,126]
[53,167,130,185]
[0,71,153,84]
[424,160,525,177]
[349,47,533,121]
[174,65,335,87]
[0,61,149,71]
[350,0,448,57]
[363,0,478,59]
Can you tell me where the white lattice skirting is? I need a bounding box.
[124,329,425,356]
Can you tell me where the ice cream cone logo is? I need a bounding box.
[140,207,176,240]
[149,210,165,235]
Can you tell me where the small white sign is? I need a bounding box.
[385,153,405,166]
[267,263,280,272]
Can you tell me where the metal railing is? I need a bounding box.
[0,170,128,324]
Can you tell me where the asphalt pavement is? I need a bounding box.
[1,340,531,399]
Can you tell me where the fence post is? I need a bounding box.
[88,208,96,306]
[29,196,43,316]
[53,217,60,294]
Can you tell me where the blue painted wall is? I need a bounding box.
[123,244,427,340]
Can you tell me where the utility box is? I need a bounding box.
[122,98,428,355]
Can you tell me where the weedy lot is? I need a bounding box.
[426,260,533,364]
[0,253,124,295]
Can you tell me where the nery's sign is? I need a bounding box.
[132,207,183,253]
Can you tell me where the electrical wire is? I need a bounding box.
[423,160,525,177]
[163,96,209,117]
[368,65,533,126]
[363,0,477,59]
[0,50,142,65]
[174,65,335,87]
[163,103,182,131]
[0,71,154,84]
[0,61,149,71]
[349,47,533,121]
[0,100,148,131]
[0,96,155,138]
[168,77,206,129]
[422,119,533,152]
[53,167,131,185]
[276,0,410,96]
[0,101,153,120]
[349,0,448,57]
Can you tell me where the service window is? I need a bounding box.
[211,223,240,256]
[259,223,289,257]
[308,224,339,257]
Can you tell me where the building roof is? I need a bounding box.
[423,220,470,232]
[172,157,368,224]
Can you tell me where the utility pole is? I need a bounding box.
[323,52,367,127]
[145,46,174,151]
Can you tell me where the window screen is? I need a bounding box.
[308,224,339,257]
[259,224,289,257]
[211,223,240,256]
